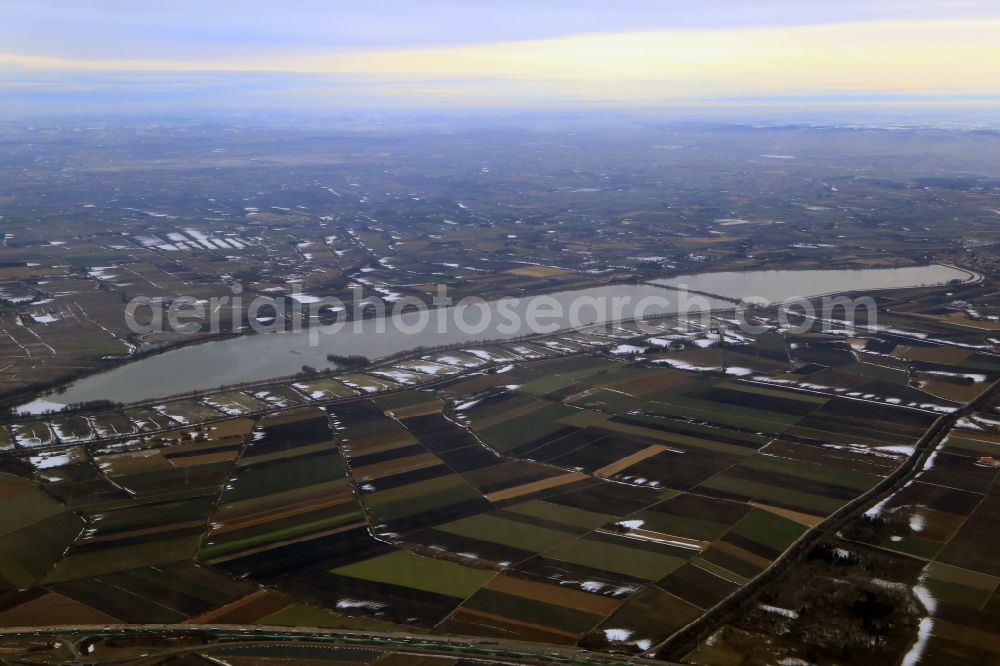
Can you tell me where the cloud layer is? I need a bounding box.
[3,2,999,113]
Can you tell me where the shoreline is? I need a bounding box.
[12,263,980,414]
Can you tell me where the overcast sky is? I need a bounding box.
[3,1,999,116]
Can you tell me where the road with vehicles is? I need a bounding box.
[0,624,684,666]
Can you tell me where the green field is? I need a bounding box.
[333,550,494,598]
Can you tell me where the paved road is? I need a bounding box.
[649,373,1000,660]
[0,624,683,666]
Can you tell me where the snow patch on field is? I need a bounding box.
[153,405,189,425]
[924,370,988,382]
[903,576,938,666]
[864,480,913,518]
[913,581,938,615]
[610,344,645,355]
[604,629,632,642]
[49,421,88,443]
[16,398,65,415]
[292,383,328,400]
[955,417,983,430]
[603,628,651,651]
[288,293,322,304]
[759,604,799,619]
[341,379,380,394]
[397,361,457,376]
[652,358,754,376]
[336,599,386,611]
[432,354,483,367]
[371,369,420,384]
[30,453,72,469]
[872,578,907,592]
[202,398,246,416]
[902,617,935,666]
[921,450,939,472]
[877,445,916,457]
[464,349,511,363]
[966,414,1000,429]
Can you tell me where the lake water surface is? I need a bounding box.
[23,264,974,411]
[653,264,975,302]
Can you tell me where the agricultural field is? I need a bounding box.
[4,277,1000,661]
[2,119,1000,665]
[810,407,1000,666]
[2,121,1000,407]
[669,282,1000,665]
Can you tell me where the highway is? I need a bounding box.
[0,624,684,665]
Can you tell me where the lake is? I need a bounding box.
[21,264,974,411]
[652,264,976,302]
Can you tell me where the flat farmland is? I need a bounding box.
[4,280,1000,661]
